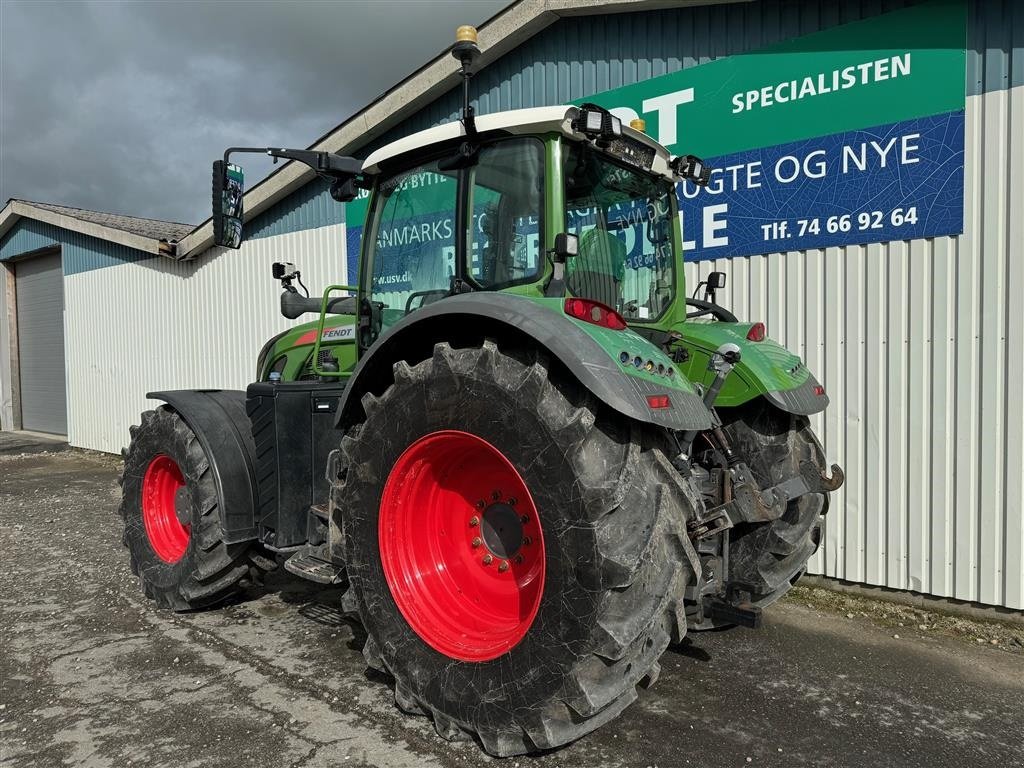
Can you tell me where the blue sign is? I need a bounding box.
[678,110,965,261]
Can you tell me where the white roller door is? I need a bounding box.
[15,252,67,434]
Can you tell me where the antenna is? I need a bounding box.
[451,25,481,136]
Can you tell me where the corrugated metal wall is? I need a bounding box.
[61,224,349,454]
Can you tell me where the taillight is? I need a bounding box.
[813,385,826,397]
[564,298,628,330]
[746,322,766,342]
[646,394,671,409]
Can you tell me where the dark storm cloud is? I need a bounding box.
[0,0,508,226]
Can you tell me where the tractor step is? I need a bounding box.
[309,503,329,523]
[284,544,344,585]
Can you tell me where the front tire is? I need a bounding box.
[119,407,269,610]
[333,341,702,756]
[717,401,829,609]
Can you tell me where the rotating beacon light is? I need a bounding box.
[452,25,482,135]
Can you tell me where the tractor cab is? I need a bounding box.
[355,103,702,344]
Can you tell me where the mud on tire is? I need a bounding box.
[331,341,703,756]
[119,406,272,611]
[717,401,829,608]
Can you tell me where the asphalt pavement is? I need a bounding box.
[1,443,1021,768]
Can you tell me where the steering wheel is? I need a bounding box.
[404,289,449,314]
[685,298,738,322]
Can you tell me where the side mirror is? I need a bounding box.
[212,160,244,249]
[672,154,712,187]
[703,271,726,304]
[553,232,579,262]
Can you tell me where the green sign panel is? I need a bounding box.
[581,0,965,158]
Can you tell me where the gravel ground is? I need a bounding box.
[1,444,1022,768]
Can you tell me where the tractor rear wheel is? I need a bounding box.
[119,407,271,610]
[332,341,701,756]
[712,402,829,615]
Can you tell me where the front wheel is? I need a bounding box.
[714,402,831,612]
[332,341,702,756]
[119,407,270,610]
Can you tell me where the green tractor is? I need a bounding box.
[119,28,842,756]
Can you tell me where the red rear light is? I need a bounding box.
[746,322,766,342]
[564,298,628,330]
[646,394,671,409]
[813,385,826,396]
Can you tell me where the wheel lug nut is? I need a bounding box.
[492,490,501,501]
[514,555,524,564]
[482,554,493,566]
[520,515,529,524]
[508,497,517,506]
[476,500,485,509]
[469,516,480,527]
[498,561,509,573]
[471,537,482,548]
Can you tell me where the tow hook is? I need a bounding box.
[704,598,763,629]
[816,461,845,492]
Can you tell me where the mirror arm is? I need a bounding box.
[223,147,362,179]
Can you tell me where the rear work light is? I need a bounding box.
[646,394,671,409]
[564,298,628,330]
[746,322,766,342]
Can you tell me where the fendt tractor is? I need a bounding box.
[120,27,843,756]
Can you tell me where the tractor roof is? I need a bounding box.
[360,105,675,179]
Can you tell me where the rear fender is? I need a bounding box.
[675,321,830,415]
[336,293,713,432]
[146,389,259,544]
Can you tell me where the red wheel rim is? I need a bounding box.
[379,430,546,662]
[142,455,190,563]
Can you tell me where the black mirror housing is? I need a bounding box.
[672,154,712,187]
[554,232,579,261]
[212,160,244,249]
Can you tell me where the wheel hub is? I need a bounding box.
[480,501,523,559]
[174,486,191,526]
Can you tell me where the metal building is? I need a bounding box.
[1,0,1020,610]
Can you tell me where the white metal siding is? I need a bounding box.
[15,252,67,434]
[62,223,349,456]
[685,86,1024,610]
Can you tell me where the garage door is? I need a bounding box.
[15,252,68,435]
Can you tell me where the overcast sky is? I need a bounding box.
[0,0,508,226]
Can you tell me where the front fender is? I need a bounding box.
[146,389,259,543]
[675,320,830,415]
[337,293,713,432]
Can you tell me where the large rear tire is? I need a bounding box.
[716,401,829,610]
[119,407,271,610]
[332,341,701,756]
